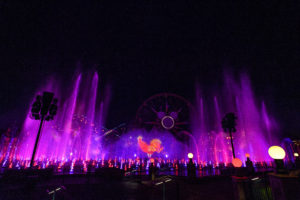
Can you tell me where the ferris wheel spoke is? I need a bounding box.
[150,107,158,114]
[144,105,158,115]
[164,93,169,113]
[173,126,184,131]
[145,101,158,114]
[175,121,190,125]
[177,108,183,114]
[143,121,160,125]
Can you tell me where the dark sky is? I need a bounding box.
[0,1,299,138]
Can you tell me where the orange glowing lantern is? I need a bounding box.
[232,158,243,167]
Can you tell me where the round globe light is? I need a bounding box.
[188,153,194,159]
[232,158,243,167]
[294,152,299,157]
[268,146,286,159]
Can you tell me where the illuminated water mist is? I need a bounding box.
[0,71,278,168]
[14,72,110,162]
[191,73,278,165]
[104,73,278,166]
[105,129,189,160]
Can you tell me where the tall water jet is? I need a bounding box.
[1,69,277,168]
[11,71,109,163]
[193,72,277,164]
[262,102,276,145]
[85,72,98,160]
[214,96,229,164]
[61,74,82,160]
[194,84,206,162]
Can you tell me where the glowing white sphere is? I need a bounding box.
[188,153,194,159]
[268,146,286,159]
[294,152,299,157]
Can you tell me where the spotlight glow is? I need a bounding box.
[188,153,193,159]
[294,152,299,157]
[268,146,286,159]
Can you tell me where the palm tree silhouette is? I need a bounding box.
[222,113,237,158]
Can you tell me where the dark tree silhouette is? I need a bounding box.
[222,112,237,158]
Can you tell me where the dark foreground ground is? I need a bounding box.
[0,174,235,200]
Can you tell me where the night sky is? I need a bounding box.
[0,1,299,138]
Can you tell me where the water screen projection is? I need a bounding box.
[0,71,278,168]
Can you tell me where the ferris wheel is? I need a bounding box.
[135,93,194,141]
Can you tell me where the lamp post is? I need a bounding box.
[187,153,196,178]
[294,152,300,169]
[222,113,237,158]
[30,92,57,168]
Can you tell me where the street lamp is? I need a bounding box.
[30,92,57,168]
[187,153,196,178]
[294,152,300,169]
[222,112,237,158]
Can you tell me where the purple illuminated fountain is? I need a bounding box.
[191,72,278,165]
[0,70,278,170]
[13,72,110,163]
[105,73,278,166]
